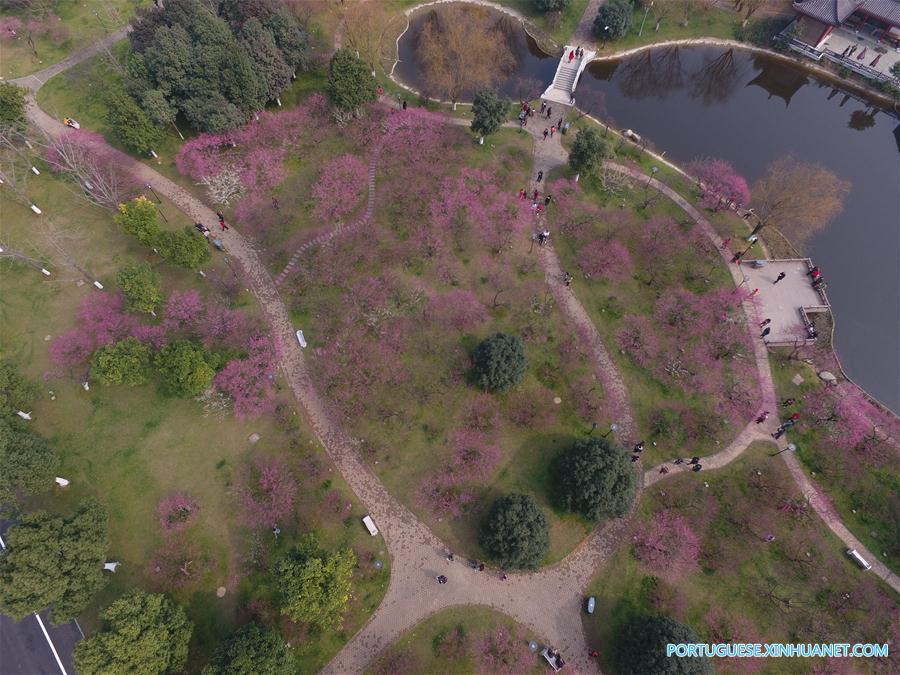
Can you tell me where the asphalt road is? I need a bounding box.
[0,521,82,675]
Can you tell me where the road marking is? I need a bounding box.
[0,531,70,675]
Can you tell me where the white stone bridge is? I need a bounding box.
[541,45,596,106]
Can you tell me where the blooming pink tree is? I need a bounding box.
[157,493,199,534]
[311,154,369,223]
[428,289,487,332]
[632,509,700,580]
[214,335,277,418]
[234,457,297,528]
[691,157,750,211]
[48,293,142,370]
[576,239,632,281]
[478,627,536,675]
[0,17,23,40]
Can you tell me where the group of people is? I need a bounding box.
[808,265,827,293]
[757,399,801,439]
[568,45,586,62]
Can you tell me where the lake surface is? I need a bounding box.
[396,13,899,412]
[577,48,899,412]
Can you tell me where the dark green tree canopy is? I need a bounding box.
[327,48,376,112]
[479,493,549,570]
[0,499,109,623]
[554,436,638,521]
[0,359,39,418]
[533,0,573,11]
[156,227,211,269]
[240,17,292,102]
[0,419,59,505]
[91,338,152,387]
[0,82,27,128]
[594,0,633,40]
[154,340,216,397]
[275,535,356,629]
[74,590,193,675]
[471,333,528,393]
[614,615,712,675]
[568,127,611,175]
[471,88,510,137]
[202,623,292,675]
[104,83,163,155]
[117,262,162,315]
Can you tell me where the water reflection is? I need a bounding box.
[578,47,899,410]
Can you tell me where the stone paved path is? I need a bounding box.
[14,20,898,674]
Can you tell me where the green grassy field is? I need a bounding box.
[584,441,899,674]
[0,154,388,671]
[0,0,147,80]
[367,606,545,674]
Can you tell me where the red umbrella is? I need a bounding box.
[869,53,882,67]
[856,47,867,60]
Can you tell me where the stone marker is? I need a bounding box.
[818,371,837,383]
[217,586,227,598]
[791,374,804,386]
[248,433,261,444]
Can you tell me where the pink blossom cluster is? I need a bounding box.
[478,627,536,675]
[0,17,22,40]
[234,457,297,529]
[576,239,632,281]
[311,154,369,224]
[632,509,700,580]
[428,289,488,332]
[690,158,751,212]
[214,335,277,419]
[156,492,200,533]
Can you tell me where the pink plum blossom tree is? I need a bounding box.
[690,157,750,211]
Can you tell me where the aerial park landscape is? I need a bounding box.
[0,0,897,673]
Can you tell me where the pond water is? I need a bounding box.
[396,10,899,412]
[577,48,899,412]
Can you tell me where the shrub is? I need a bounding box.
[568,127,610,175]
[154,340,216,396]
[533,0,572,11]
[156,492,199,534]
[114,196,160,246]
[203,623,291,675]
[234,457,297,528]
[91,338,151,386]
[0,359,39,417]
[117,262,162,314]
[155,227,211,269]
[554,436,638,520]
[479,493,549,570]
[471,333,528,393]
[0,82,27,128]
[594,0,632,40]
[0,419,59,504]
[614,615,712,675]
[471,88,509,137]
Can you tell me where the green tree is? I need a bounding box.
[154,340,216,396]
[568,127,611,175]
[114,196,161,246]
[203,623,292,675]
[479,493,549,570]
[471,333,528,393]
[534,0,573,11]
[117,262,163,314]
[91,338,152,387]
[140,89,177,128]
[240,17,292,103]
[74,590,193,675]
[891,62,900,79]
[275,535,356,629]
[471,88,509,137]
[0,499,108,623]
[156,227,211,269]
[326,48,376,113]
[0,419,59,505]
[614,615,712,675]
[104,84,163,155]
[0,359,39,417]
[554,436,637,520]
[0,82,27,128]
[594,0,633,40]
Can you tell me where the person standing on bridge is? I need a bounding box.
[540,100,546,114]
[569,49,574,62]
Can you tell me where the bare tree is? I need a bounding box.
[416,6,515,106]
[43,132,137,209]
[341,1,401,71]
[734,0,779,26]
[751,155,851,246]
[198,167,246,206]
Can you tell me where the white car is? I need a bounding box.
[296,330,307,348]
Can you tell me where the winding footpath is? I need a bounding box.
[8,17,897,675]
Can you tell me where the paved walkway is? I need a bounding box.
[11,18,898,675]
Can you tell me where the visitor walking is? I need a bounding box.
[659,466,669,475]
[540,100,546,114]
[272,197,280,210]
[543,128,549,140]
[756,411,769,424]
[544,195,552,206]
[533,189,539,201]
[538,230,550,246]
[557,117,563,130]
[550,126,556,137]
[761,326,771,339]
[773,271,786,284]
[564,272,572,286]
[759,318,771,328]
[721,237,731,249]
[782,398,796,407]
[436,575,448,584]
[692,464,703,472]
[546,106,552,119]
[750,288,760,297]
[568,50,574,62]
[537,169,543,182]
[789,412,801,421]
[216,212,228,230]
[731,251,743,264]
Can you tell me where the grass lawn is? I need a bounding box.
[584,441,900,674]
[597,3,742,53]
[279,118,602,566]
[0,157,388,671]
[367,606,545,674]
[547,142,760,467]
[0,0,147,80]
[768,351,899,575]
